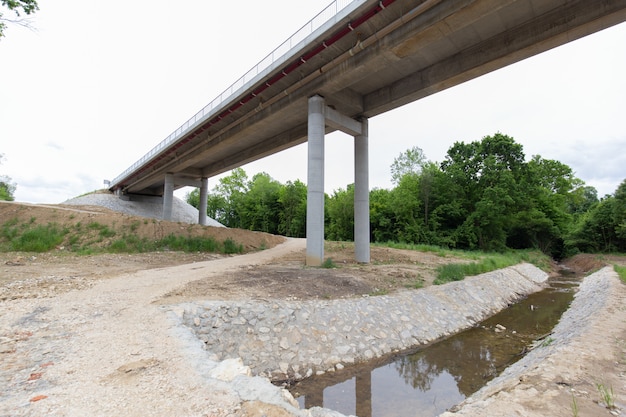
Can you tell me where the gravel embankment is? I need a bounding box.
[62,192,224,227]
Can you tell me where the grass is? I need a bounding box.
[615,264,626,283]
[10,223,68,252]
[434,256,514,284]
[0,218,245,255]
[374,242,551,286]
[321,258,337,268]
[433,250,550,285]
[571,394,579,417]
[596,382,615,409]
[375,241,450,258]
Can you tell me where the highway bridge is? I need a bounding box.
[109,0,626,265]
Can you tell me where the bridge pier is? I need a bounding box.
[306,96,326,266]
[163,173,174,221]
[306,95,370,266]
[161,174,209,225]
[199,177,209,225]
[354,118,370,264]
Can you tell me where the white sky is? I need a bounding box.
[1,0,625,204]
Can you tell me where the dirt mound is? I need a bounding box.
[560,253,606,274]
[0,200,283,253]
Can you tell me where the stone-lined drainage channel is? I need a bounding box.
[288,270,579,416]
[180,264,552,415]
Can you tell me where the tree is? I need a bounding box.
[326,184,354,241]
[612,179,626,247]
[389,173,423,243]
[390,146,427,185]
[240,172,281,233]
[369,187,395,242]
[0,154,16,201]
[278,180,307,238]
[439,133,526,250]
[0,0,38,39]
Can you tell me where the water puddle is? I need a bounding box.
[288,270,580,416]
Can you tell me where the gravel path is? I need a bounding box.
[1,239,305,417]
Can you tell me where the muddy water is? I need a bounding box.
[289,272,579,416]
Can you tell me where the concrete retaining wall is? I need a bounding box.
[181,263,548,381]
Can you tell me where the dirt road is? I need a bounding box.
[1,239,307,417]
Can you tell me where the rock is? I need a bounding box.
[208,358,251,382]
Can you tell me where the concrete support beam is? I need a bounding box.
[306,95,326,266]
[354,118,370,263]
[199,177,208,226]
[325,106,362,137]
[163,173,174,221]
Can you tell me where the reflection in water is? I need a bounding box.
[289,273,579,416]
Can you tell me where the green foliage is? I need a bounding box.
[615,265,626,283]
[321,258,337,269]
[159,234,219,252]
[595,382,615,409]
[0,154,16,201]
[325,185,354,241]
[571,394,579,417]
[83,221,116,238]
[186,169,307,238]
[433,252,535,285]
[0,218,244,255]
[565,180,626,254]
[222,238,243,254]
[278,180,307,238]
[9,223,67,252]
[180,133,620,257]
[0,0,39,38]
[390,146,427,185]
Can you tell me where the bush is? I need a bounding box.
[223,238,243,254]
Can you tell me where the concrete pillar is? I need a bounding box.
[306,95,326,266]
[199,177,209,225]
[163,173,174,221]
[354,118,370,263]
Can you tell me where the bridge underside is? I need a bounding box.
[111,0,626,264]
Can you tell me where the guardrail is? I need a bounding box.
[111,0,358,188]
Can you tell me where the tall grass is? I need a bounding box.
[433,250,550,285]
[8,223,68,252]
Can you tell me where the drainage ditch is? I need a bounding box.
[287,270,580,416]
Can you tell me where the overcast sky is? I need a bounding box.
[1,0,625,204]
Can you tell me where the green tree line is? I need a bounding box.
[187,133,626,257]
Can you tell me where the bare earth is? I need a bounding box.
[1,201,625,416]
